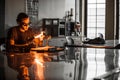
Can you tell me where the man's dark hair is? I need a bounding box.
[16,12,29,22]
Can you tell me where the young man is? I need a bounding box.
[6,12,39,52]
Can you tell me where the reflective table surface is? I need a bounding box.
[2,40,120,80]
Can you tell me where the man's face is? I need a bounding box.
[20,18,30,31]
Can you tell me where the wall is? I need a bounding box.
[65,0,75,21]
[38,0,75,20]
[5,0,75,27]
[5,0,25,29]
[38,0,65,20]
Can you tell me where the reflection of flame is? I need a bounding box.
[35,58,44,67]
[31,52,51,80]
[34,57,45,80]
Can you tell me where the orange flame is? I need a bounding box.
[35,31,45,39]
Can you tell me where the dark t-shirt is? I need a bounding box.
[8,26,34,44]
[6,26,35,52]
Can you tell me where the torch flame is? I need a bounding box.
[35,31,44,38]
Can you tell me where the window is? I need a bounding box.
[87,0,106,38]
[26,0,39,25]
